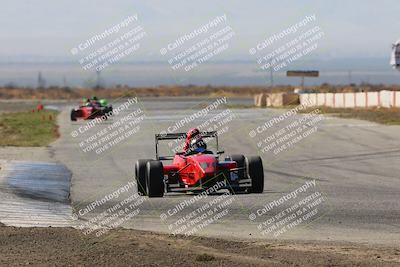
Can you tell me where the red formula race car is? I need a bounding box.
[135,131,264,197]
[70,98,113,121]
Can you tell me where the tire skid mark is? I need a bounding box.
[0,160,76,227]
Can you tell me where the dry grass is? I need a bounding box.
[300,106,400,125]
[0,110,59,146]
[0,86,272,99]
[1,84,398,100]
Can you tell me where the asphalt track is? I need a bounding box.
[52,97,400,245]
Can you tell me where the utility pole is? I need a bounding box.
[270,65,274,88]
[63,76,67,88]
[95,70,102,89]
[37,71,46,89]
[348,70,352,85]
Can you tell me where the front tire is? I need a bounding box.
[146,161,164,198]
[70,110,77,121]
[135,159,152,196]
[246,156,264,193]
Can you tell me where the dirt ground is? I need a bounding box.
[0,225,399,267]
[0,147,54,162]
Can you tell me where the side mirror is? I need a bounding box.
[217,150,225,155]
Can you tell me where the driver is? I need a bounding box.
[183,128,207,155]
[91,96,100,107]
[84,98,92,106]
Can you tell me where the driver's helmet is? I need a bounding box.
[99,99,108,107]
[184,128,206,153]
[187,128,200,140]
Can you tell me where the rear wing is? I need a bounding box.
[155,131,219,160]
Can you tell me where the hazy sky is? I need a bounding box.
[1,0,399,61]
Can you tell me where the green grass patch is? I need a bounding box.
[300,107,400,125]
[0,110,59,146]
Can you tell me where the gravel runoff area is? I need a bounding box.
[0,225,399,266]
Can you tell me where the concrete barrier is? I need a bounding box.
[255,93,299,107]
[254,93,267,107]
[300,91,400,108]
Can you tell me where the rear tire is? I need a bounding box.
[70,110,77,121]
[246,156,264,193]
[146,161,164,198]
[135,159,152,196]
